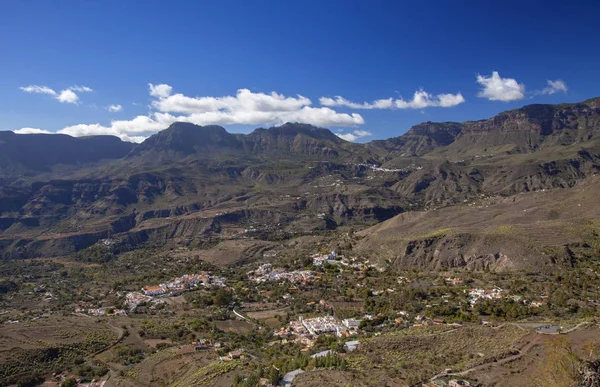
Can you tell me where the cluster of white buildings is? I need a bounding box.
[312,251,339,266]
[273,315,362,351]
[467,287,503,306]
[341,318,361,330]
[311,252,368,269]
[248,264,316,284]
[290,316,358,338]
[466,287,545,309]
[125,291,155,310]
[141,272,226,297]
[354,163,405,173]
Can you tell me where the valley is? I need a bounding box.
[1,98,600,386]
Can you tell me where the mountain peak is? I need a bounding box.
[166,122,227,133]
[130,122,240,158]
[252,122,342,142]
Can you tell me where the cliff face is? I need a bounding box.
[449,99,600,153]
[372,97,600,157]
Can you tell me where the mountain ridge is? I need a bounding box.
[1,97,600,263]
[3,95,600,170]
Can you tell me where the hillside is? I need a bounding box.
[1,97,600,261]
[355,175,600,272]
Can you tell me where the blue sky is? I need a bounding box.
[1,0,599,142]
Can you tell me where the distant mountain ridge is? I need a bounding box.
[372,97,600,157]
[0,132,134,177]
[2,96,600,175]
[128,122,366,163]
[1,97,599,261]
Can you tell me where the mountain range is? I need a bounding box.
[1,97,599,269]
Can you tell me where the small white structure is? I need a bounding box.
[343,340,360,352]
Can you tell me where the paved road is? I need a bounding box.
[232,308,250,321]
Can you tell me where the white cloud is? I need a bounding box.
[154,88,312,114]
[107,104,123,112]
[57,114,173,142]
[13,127,53,134]
[320,89,465,110]
[24,84,367,143]
[150,86,363,127]
[20,85,57,95]
[56,89,79,104]
[20,84,91,104]
[148,83,173,98]
[539,79,568,95]
[335,129,373,142]
[319,96,394,110]
[69,85,93,92]
[395,90,465,109]
[476,71,525,102]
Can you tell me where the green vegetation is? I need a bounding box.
[70,245,115,264]
[138,320,194,342]
[0,329,115,386]
[112,345,146,365]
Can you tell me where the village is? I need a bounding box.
[248,264,317,284]
[140,272,227,296]
[4,244,598,387]
[310,250,371,269]
[74,272,227,316]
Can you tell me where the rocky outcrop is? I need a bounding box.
[385,233,551,272]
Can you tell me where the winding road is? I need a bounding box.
[430,321,593,381]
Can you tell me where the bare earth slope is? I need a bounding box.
[356,175,600,272]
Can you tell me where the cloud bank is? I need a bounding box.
[13,128,53,134]
[15,75,569,143]
[319,89,465,110]
[52,85,365,142]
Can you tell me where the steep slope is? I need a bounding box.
[355,175,600,272]
[369,121,464,157]
[243,123,369,160]
[430,97,600,157]
[2,98,600,260]
[127,122,243,161]
[127,122,371,164]
[373,97,600,160]
[0,131,134,179]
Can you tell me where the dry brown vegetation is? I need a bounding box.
[356,176,600,272]
[345,324,527,385]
